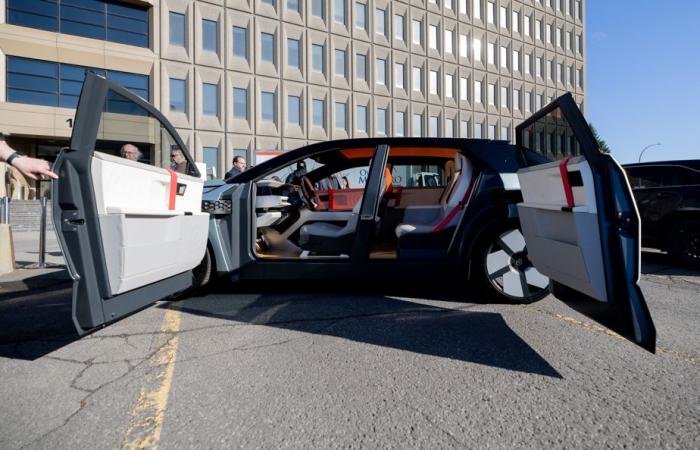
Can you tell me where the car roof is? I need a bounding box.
[623,159,700,170]
[227,137,518,183]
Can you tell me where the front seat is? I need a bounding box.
[298,168,393,255]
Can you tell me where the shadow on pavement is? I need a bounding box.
[641,250,700,277]
[0,285,78,360]
[163,282,562,378]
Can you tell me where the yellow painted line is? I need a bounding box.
[530,306,699,365]
[122,307,181,450]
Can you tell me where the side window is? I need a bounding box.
[96,87,195,176]
[390,164,447,187]
[673,166,700,186]
[519,105,582,161]
[263,157,325,185]
[629,166,673,188]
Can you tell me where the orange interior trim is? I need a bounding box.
[339,147,458,159]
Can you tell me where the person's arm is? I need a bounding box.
[0,140,58,180]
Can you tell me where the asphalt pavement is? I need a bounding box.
[0,251,698,449]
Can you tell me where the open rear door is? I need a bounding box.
[516,93,656,352]
[52,72,209,334]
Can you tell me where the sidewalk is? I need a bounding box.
[0,229,70,295]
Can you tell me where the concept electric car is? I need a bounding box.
[52,72,656,352]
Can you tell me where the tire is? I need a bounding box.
[473,224,551,304]
[192,245,213,290]
[666,220,700,269]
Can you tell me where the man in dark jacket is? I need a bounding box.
[225,156,247,179]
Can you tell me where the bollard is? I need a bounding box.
[38,196,47,268]
[0,197,9,224]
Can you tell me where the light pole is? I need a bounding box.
[638,142,661,163]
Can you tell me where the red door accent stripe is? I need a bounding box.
[167,169,178,210]
[558,156,575,208]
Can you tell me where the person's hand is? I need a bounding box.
[11,156,58,180]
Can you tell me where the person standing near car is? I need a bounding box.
[120,143,142,162]
[225,155,247,179]
[0,138,58,181]
[169,146,188,174]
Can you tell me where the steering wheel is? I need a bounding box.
[299,176,321,210]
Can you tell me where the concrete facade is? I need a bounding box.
[0,0,585,183]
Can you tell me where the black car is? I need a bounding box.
[624,160,700,268]
[51,72,656,352]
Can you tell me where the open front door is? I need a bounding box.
[516,93,656,352]
[52,72,209,334]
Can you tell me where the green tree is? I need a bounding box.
[588,123,611,154]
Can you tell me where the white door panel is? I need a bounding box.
[515,93,655,352]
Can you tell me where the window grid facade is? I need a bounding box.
[1,0,585,170]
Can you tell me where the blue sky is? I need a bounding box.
[586,1,700,163]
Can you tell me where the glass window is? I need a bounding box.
[233,87,247,119]
[261,91,275,122]
[376,108,387,135]
[335,101,347,129]
[412,20,422,45]
[312,99,325,127]
[395,63,404,89]
[312,44,325,72]
[429,116,439,137]
[394,15,405,41]
[488,124,496,139]
[500,6,507,28]
[233,26,247,58]
[203,19,218,52]
[500,46,507,68]
[375,9,386,36]
[475,122,482,138]
[262,32,275,63]
[459,34,468,58]
[169,12,185,47]
[312,0,324,17]
[203,83,219,116]
[356,3,367,30]
[170,78,186,112]
[525,53,531,74]
[500,86,508,108]
[288,95,301,125]
[474,80,482,103]
[501,126,509,142]
[356,53,367,81]
[445,74,453,98]
[513,50,520,72]
[513,89,520,111]
[487,2,495,24]
[287,0,299,12]
[556,27,562,47]
[335,49,346,76]
[412,66,422,92]
[524,15,530,36]
[262,0,276,6]
[488,82,496,105]
[412,113,422,137]
[487,42,495,65]
[535,19,542,40]
[536,93,543,110]
[473,38,481,61]
[445,29,453,54]
[460,77,467,101]
[473,0,482,19]
[428,25,438,50]
[429,70,438,95]
[445,118,454,137]
[395,111,405,136]
[513,11,520,33]
[288,38,300,69]
[460,120,469,137]
[334,0,346,25]
[376,58,387,85]
[356,105,367,132]
[7,0,149,48]
[203,146,219,180]
[460,0,468,15]
[525,91,531,112]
